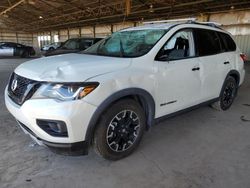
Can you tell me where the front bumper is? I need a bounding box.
[18,120,88,155]
[5,88,97,155]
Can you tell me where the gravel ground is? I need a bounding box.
[0,58,250,188]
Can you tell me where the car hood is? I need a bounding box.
[15,53,131,82]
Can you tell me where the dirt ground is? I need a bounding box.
[0,58,250,188]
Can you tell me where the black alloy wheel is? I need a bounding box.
[211,76,238,111]
[94,99,146,160]
[106,110,140,152]
[220,77,237,110]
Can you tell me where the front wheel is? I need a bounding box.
[93,99,146,160]
[211,76,238,111]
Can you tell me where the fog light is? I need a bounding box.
[47,122,67,133]
[36,119,68,137]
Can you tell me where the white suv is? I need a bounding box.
[5,21,245,160]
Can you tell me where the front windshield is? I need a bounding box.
[83,29,166,57]
[61,39,79,50]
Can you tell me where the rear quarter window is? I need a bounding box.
[194,29,221,56]
[218,32,236,52]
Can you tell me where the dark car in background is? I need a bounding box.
[44,37,103,56]
[0,42,35,58]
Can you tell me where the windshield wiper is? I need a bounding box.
[120,40,124,57]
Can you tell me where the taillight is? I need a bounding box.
[240,53,247,62]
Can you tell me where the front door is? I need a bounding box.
[154,29,202,118]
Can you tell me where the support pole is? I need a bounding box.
[93,25,96,38]
[79,27,81,37]
[125,0,131,16]
[16,32,18,43]
[50,31,52,43]
[111,24,113,33]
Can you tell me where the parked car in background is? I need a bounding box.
[41,42,63,51]
[44,37,103,56]
[0,42,35,58]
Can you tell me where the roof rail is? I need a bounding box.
[142,18,223,30]
[199,21,221,26]
[191,21,223,29]
[143,18,197,25]
[195,21,222,27]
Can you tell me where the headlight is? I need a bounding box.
[32,82,99,101]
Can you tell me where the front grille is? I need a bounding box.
[7,73,40,105]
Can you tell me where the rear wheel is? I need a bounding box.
[49,47,55,51]
[93,99,146,160]
[211,76,237,111]
[21,51,30,58]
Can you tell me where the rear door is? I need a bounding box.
[218,32,237,76]
[193,29,230,101]
[14,43,24,56]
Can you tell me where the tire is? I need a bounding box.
[211,76,238,111]
[93,99,146,160]
[49,47,55,51]
[21,51,29,58]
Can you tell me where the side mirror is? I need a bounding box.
[155,49,169,61]
[164,45,169,51]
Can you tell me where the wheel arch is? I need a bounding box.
[219,70,240,97]
[227,70,240,85]
[85,88,155,144]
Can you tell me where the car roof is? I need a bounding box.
[0,42,23,45]
[122,23,177,31]
[67,37,103,40]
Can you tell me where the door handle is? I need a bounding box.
[192,67,200,71]
[224,61,230,64]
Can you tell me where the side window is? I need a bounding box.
[64,39,80,49]
[156,30,194,61]
[6,43,19,48]
[226,35,236,51]
[80,39,93,50]
[7,43,16,48]
[218,32,227,52]
[194,29,221,56]
[1,43,11,48]
[218,32,236,52]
